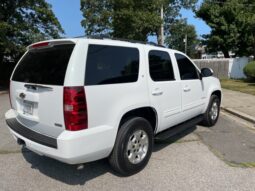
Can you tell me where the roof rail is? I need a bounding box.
[87,35,111,39]
[74,35,165,48]
[147,42,165,48]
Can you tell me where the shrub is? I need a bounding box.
[243,61,255,80]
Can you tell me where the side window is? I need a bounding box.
[175,53,199,80]
[85,45,139,85]
[149,50,175,81]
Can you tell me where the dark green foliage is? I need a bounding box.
[0,0,64,63]
[244,61,255,80]
[112,0,162,41]
[196,0,255,58]
[80,0,198,41]
[0,0,64,86]
[165,19,198,58]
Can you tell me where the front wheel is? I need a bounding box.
[201,95,220,127]
[109,117,153,176]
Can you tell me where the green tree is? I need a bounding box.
[0,0,64,64]
[196,0,255,58]
[112,0,162,41]
[80,0,197,41]
[165,19,198,58]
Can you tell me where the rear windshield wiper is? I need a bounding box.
[24,84,53,91]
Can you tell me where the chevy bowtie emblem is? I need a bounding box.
[19,93,26,99]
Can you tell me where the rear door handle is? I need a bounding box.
[152,91,163,96]
[183,86,191,92]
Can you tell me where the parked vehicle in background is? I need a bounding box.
[5,37,221,176]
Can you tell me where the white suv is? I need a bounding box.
[5,38,221,176]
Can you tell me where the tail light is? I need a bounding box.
[63,86,88,131]
[9,80,13,108]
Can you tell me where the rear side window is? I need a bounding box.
[175,53,199,80]
[149,50,175,81]
[85,45,139,85]
[12,44,75,85]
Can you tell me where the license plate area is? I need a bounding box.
[23,100,34,115]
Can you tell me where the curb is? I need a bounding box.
[221,106,255,124]
[0,91,8,95]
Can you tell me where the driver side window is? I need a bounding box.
[175,53,199,80]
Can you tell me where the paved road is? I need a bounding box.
[0,94,21,153]
[1,93,255,191]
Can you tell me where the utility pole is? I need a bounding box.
[184,34,187,54]
[158,5,164,45]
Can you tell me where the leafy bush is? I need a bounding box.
[243,61,255,80]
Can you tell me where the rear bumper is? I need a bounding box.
[5,109,116,164]
[6,118,57,148]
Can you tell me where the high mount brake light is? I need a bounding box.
[31,42,50,49]
[64,86,88,131]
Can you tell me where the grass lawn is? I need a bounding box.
[220,79,255,96]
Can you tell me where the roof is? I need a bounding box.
[27,36,177,52]
[75,35,166,48]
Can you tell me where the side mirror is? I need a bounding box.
[201,68,214,77]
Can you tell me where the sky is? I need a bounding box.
[46,0,211,41]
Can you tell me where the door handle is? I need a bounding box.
[152,91,163,96]
[183,87,191,92]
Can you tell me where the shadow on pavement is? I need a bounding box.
[153,126,197,152]
[0,86,8,92]
[22,147,119,185]
[21,126,197,185]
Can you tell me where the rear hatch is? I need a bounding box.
[10,41,76,138]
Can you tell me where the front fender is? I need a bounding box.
[202,77,222,113]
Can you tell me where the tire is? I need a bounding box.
[109,117,153,176]
[201,95,220,127]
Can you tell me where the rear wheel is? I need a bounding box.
[109,117,153,176]
[201,95,220,127]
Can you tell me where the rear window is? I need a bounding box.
[12,44,75,85]
[85,45,139,85]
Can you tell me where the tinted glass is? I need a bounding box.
[12,44,75,85]
[85,45,139,85]
[149,50,175,81]
[175,53,199,80]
